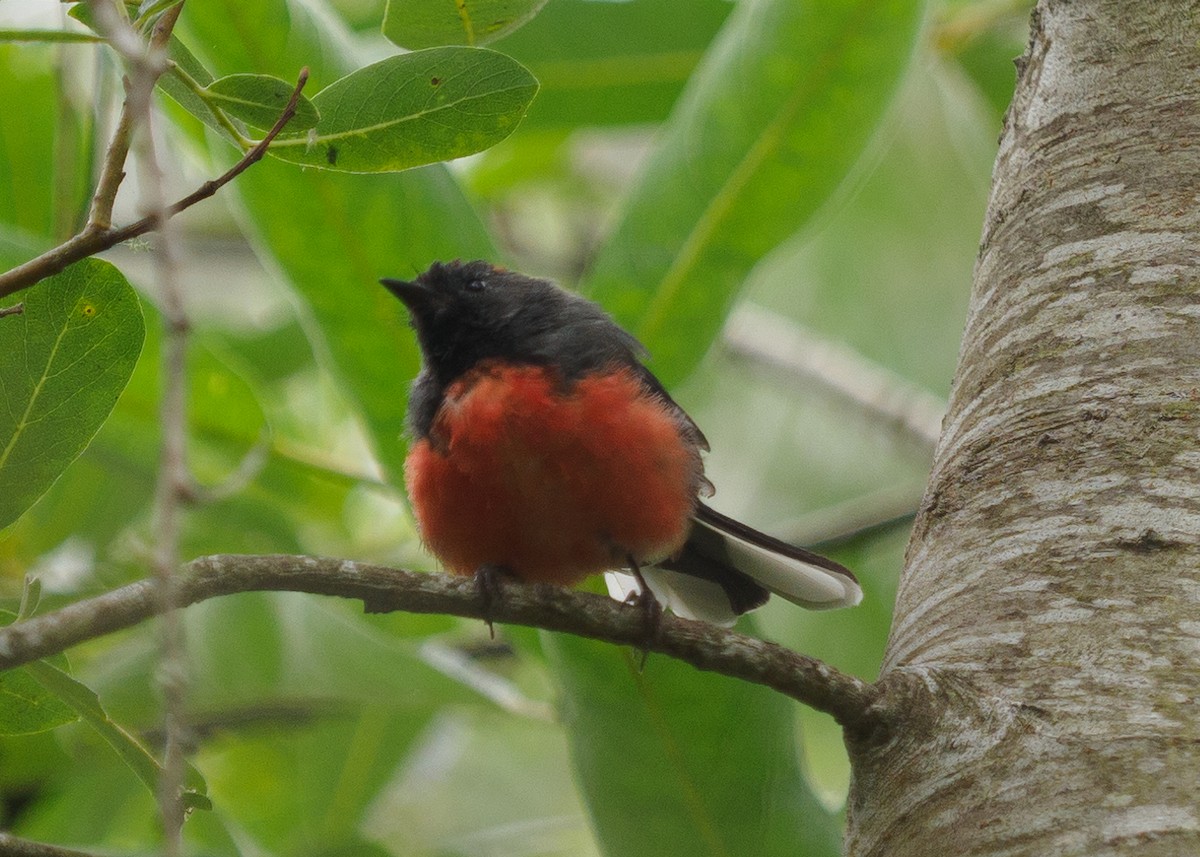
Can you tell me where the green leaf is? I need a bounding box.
[494,0,732,128]
[0,321,291,567]
[0,258,145,530]
[25,659,211,812]
[383,0,548,49]
[0,668,78,736]
[204,73,320,132]
[584,0,926,386]
[268,48,538,173]
[0,609,77,736]
[545,631,843,857]
[158,42,230,140]
[134,0,185,29]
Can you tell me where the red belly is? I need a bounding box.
[405,363,700,585]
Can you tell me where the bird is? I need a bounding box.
[382,260,861,626]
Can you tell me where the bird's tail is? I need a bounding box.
[606,503,862,626]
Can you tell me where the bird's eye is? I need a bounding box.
[465,279,486,292]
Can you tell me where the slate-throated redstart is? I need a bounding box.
[382,260,861,625]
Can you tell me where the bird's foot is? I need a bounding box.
[474,564,512,639]
[625,558,663,669]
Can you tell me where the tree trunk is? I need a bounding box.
[844,1,1200,853]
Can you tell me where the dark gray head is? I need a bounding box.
[382,260,643,386]
[382,260,652,438]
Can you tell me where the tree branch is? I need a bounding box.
[0,67,309,301]
[0,555,881,729]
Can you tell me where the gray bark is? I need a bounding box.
[844,1,1200,853]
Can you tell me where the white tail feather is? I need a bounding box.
[713,523,862,610]
[604,570,739,626]
[605,505,862,621]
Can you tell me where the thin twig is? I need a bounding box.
[724,303,947,449]
[156,67,309,218]
[0,833,101,857]
[137,63,190,857]
[167,62,253,145]
[87,3,189,852]
[0,556,883,730]
[0,30,106,43]
[83,0,158,230]
[0,302,24,318]
[0,67,309,301]
[419,639,556,721]
[86,94,136,231]
[782,482,924,549]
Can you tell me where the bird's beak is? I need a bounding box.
[380,277,433,309]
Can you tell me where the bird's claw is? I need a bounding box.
[474,564,511,639]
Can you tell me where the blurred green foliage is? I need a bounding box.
[0,0,1029,854]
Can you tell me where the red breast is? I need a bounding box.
[405,361,703,585]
